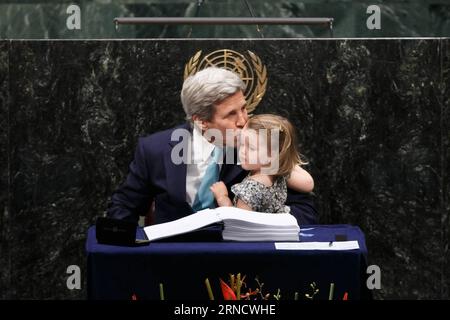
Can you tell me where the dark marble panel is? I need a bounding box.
[7,41,190,299]
[325,39,444,299]
[443,38,450,300]
[0,41,9,299]
[4,39,449,299]
[194,39,445,299]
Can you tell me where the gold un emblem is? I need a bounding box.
[184,49,267,113]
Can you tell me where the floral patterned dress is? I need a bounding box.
[231,175,290,213]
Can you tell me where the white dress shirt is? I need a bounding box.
[185,126,222,206]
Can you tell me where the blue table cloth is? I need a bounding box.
[86,225,369,300]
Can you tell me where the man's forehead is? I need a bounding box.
[218,98,246,110]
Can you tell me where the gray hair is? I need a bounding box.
[181,67,246,122]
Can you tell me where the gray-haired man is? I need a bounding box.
[107,67,317,225]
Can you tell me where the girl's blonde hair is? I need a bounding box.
[246,114,307,177]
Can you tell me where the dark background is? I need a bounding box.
[0,38,448,299]
[0,0,449,39]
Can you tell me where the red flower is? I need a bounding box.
[220,279,237,300]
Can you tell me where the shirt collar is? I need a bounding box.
[192,125,216,163]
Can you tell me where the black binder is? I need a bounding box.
[96,217,140,246]
[96,217,223,245]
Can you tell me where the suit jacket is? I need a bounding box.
[107,123,318,225]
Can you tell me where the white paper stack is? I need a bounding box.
[143,207,300,242]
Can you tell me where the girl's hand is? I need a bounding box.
[210,181,228,198]
[210,182,233,207]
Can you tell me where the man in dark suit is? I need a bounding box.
[107,67,317,225]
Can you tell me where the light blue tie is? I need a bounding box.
[192,147,222,212]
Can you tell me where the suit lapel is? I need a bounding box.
[220,164,245,185]
[220,147,246,185]
[164,123,190,203]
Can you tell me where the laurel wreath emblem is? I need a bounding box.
[184,49,267,113]
[183,50,202,80]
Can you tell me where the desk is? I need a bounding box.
[86,225,369,300]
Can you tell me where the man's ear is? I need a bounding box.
[192,115,208,131]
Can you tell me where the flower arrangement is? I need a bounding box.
[209,273,321,300]
[131,273,349,300]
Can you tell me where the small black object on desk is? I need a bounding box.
[96,217,145,246]
[329,234,348,246]
[335,234,348,241]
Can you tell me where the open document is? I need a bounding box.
[143,207,300,242]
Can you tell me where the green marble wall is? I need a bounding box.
[0,0,449,39]
[0,41,9,299]
[0,38,449,300]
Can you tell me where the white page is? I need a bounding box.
[274,241,360,251]
[143,207,300,242]
[223,230,299,237]
[225,225,300,233]
[143,209,221,241]
[215,207,299,228]
[223,233,299,242]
